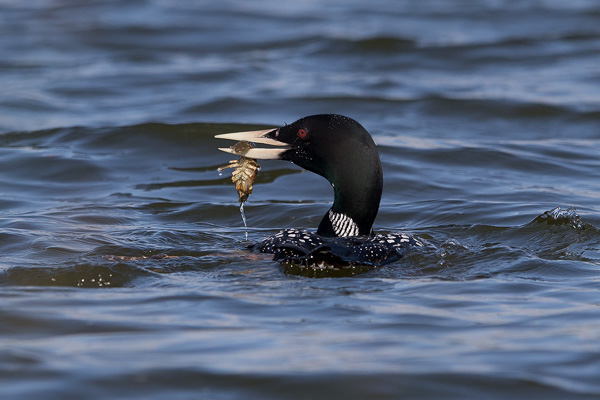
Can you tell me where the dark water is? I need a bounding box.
[2,1,600,399]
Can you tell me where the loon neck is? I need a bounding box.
[317,155,383,238]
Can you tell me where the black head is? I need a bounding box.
[216,114,383,237]
[267,115,379,181]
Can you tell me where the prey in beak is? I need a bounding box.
[215,128,289,160]
[215,127,291,204]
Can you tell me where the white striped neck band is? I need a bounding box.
[328,210,359,237]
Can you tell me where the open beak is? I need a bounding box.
[215,128,289,160]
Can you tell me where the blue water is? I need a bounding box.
[1,1,600,399]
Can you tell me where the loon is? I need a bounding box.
[216,114,422,268]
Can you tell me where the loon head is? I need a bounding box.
[216,114,383,238]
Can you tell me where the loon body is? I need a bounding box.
[216,114,422,268]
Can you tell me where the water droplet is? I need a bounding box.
[240,202,248,241]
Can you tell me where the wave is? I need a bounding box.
[397,207,600,280]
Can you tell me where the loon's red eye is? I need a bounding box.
[298,128,308,139]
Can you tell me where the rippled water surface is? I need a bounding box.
[2,1,600,399]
